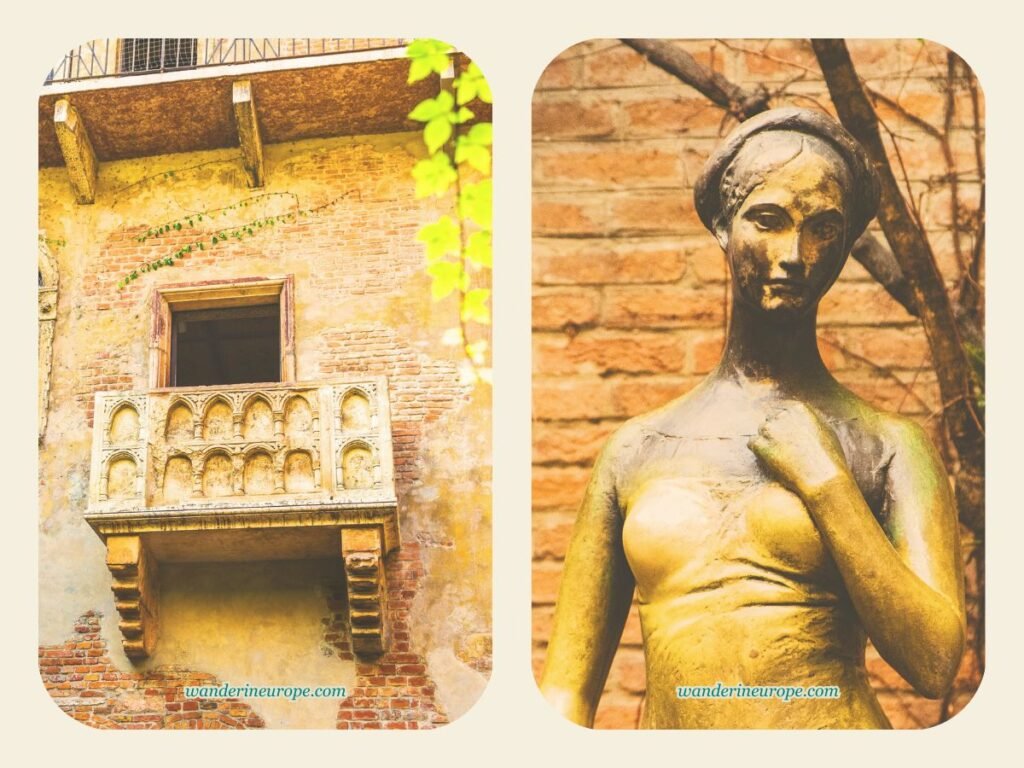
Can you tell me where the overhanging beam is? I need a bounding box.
[232,80,265,188]
[53,99,97,204]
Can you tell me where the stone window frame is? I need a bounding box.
[149,275,296,390]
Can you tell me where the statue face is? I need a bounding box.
[724,145,849,320]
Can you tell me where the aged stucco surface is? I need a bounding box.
[39,129,491,727]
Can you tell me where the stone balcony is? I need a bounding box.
[85,377,399,660]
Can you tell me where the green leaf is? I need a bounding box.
[466,122,492,145]
[462,288,491,323]
[454,107,475,124]
[417,216,462,263]
[412,154,458,198]
[406,38,453,83]
[408,90,455,123]
[459,179,492,227]
[424,116,453,154]
[465,230,492,267]
[454,140,490,174]
[454,61,492,105]
[426,261,463,300]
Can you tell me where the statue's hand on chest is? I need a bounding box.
[748,400,851,500]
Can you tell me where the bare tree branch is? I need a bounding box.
[850,232,918,316]
[620,39,770,120]
[812,38,984,535]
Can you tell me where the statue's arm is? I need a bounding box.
[862,416,966,696]
[752,406,965,698]
[539,434,635,727]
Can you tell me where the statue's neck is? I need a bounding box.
[715,300,832,392]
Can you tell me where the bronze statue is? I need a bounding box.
[539,108,965,729]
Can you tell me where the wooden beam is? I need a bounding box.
[232,80,265,188]
[53,99,97,204]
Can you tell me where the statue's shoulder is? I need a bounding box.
[594,384,709,469]
[831,383,940,462]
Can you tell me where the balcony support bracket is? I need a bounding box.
[232,80,265,188]
[53,99,97,204]
[106,535,159,660]
[341,526,389,657]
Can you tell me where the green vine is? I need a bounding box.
[38,233,66,249]
[406,39,493,383]
[118,189,359,289]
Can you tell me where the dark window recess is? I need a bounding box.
[120,39,198,74]
[171,303,280,387]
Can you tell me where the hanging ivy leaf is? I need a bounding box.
[417,216,462,263]
[412,154,458,198]
[406,38,453,83]
[459,179,492,228]
[454,61,492,105]
[408,90,455,123]
[426,261,464,300]
[455,136,491,174]
[424,116,454,155]
[462,288,491,323]
[465,230,492,268]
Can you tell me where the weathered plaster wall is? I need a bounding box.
[39,130,491,728]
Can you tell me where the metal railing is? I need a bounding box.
[45,38,410,85]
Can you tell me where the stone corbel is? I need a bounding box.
[53,99,97,204]
[106,535,159,661]
[341,527,388,657]
[232,80,265,188]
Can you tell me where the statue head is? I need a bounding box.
[694,108,879,320]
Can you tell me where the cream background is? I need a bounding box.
[6,0,1022,764]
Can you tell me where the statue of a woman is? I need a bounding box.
[539,108,965,729]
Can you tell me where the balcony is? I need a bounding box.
[85,377,399,660]
[45,38,411,85]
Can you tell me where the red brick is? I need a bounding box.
[533,97,617,139]
[609,191,703,235]
[536,46,586,90]
[622,95,728,138]
[533,331,686,375]
[610,375,701,416]
[532,419,618,465]
[593,699,642,729]
[532,466,591,511]
[819,326,931,371]
[603,286,725,329]
[532,288,601,330]
[582,42,721,89]
[533,377,618,420]
[533,239,687,285]
[734,38,818,80]
[533,197,601,236]
[534,145,683,188]
[818,283,916,326]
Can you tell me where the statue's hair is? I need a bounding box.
[694,107,880,245]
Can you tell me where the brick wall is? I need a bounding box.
[531,38,983,728]
[39,129,490,727]
[40,612,265,729]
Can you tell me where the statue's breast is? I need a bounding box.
[622,475,836,605]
